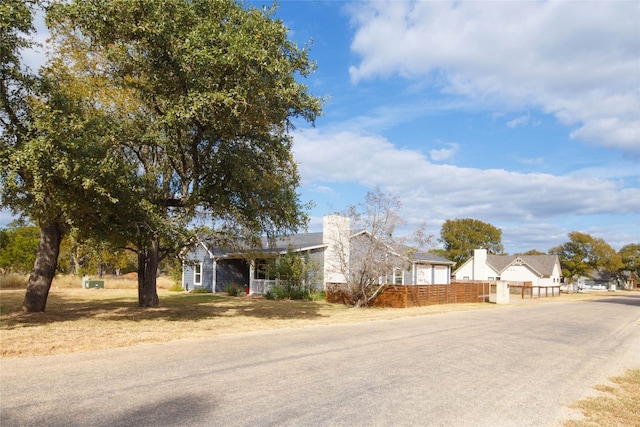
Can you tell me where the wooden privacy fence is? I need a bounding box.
[326,282,491,308]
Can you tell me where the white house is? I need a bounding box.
[453,248,562,286]
[181,215,455,294]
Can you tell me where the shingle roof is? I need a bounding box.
[260,232,325,252]
[415,252,456,265]
[486,254,558,277]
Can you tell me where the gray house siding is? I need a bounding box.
[216,259,249,292]
[182,243,212,291]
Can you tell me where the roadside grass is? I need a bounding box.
[564,368,640,427]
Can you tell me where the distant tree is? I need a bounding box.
[57,234,135,277]
[0,222,39,273]
[549,232,622,283]
[439,218,503,269]
[331,188,434,307]
[618,243,640,278]
[515,249,546,256]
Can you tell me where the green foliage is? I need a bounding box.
[0,222,39,273]
[166,257,184,288]
[618,243,640,277]
[264,248,319,300]
[439,218,504,269]
[307,289,326,301]
[517,249,546,256]
[168,283,184,292]
[225,283,242,297]
[549,232,623,281]
[43,0,322,307]
[265,282,311,301]
[55,233,136,276]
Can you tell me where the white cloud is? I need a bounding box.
[506,113,530,129]
[293,128,640,250]
[346,1,640,152]
[517,157,544,166]
[429,142,459,162]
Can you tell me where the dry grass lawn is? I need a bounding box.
[0,275,626,359]
[1,275,499,358]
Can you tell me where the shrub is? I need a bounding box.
[225,283,241,296]
[265,282,320,301]
[168,283,184,292]
[308,289,326,301]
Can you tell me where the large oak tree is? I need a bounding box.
[49,0,322,306]
[2,0,131,311]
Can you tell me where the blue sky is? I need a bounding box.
[268,0,640,253]
[3,0,639,254]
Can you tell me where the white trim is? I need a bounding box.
[194,262,202,286]
[393,267,404,285]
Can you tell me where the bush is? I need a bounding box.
[225,283,242,296]
[168,283,184,292]
[265,282,319,301]
[308,289,326,301]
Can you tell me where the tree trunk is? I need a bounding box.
[22,220,64,312]
[137,238,160,307]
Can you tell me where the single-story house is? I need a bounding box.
[453,248,562,286]
[578,269,638,291]
[181,215,455,294]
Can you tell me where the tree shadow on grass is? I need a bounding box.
[0,289,331,328]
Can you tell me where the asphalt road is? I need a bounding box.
[2,296,639,427]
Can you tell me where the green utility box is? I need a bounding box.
[82,277,105,289]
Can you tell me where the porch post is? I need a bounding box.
[212,258,217,293]
[249,261,255,295]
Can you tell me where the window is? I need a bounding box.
[393,268,404,285]
[255,260,270,280]
[194,263,202,286]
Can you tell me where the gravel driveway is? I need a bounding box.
[2,295,639,426]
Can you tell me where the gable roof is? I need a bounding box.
[261,232,326,253]
[486,254,559,277]
[415,252,456,265]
